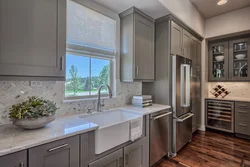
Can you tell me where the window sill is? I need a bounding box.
[62,96,117,103]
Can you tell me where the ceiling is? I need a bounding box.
[93,0,170,19]
[190,0,250,18]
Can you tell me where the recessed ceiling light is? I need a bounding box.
[217,0,228,6]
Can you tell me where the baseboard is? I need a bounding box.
[198,125,206,131]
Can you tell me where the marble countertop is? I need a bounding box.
[120,104,171,115]
[0,103,171,157]
[0,115,98,157]
[206,97,250,102]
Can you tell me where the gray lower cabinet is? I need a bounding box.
[0,150,27,167]
[29,136,80,167]
[120,7,155,82]
[89,149,123,167]
[235,102,250,136]
[0,0,66,80]
[124,137,147,167]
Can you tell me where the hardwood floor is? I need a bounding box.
[154,131,250,167]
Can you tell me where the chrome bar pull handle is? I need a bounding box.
[20,162,24,167]
[48,144,68,152]
[136,66,139,76]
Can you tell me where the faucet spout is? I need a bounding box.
[97,84,113,112]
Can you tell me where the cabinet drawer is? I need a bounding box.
[235,102,250,109]
[235,121,250,136]
[235,108,250,122]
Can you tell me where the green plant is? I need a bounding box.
[9,96,58,119]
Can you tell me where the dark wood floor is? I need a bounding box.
[155,131,250,167]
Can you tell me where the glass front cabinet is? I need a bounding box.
[209,37,250,81]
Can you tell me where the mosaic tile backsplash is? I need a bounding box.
[207,82,250,99]
[0,80,142,125]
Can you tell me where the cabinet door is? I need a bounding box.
[0,151,27,167]
[229,38,250,81]
[124,138,147,167]
[191,37,197,76]
[171,21,183,56]
[208,42,229,81]
[0,0,66,79]
[134,14,155,81]
[29,136,79,167]
[183,30,192,59]
[89,149,123,167]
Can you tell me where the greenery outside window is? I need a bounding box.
[65,0,118,99]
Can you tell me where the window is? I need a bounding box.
[65,0,118,99]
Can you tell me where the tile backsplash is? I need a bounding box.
[0,80,142,125]
[207,82,250,98]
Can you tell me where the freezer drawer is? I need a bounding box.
[175,113,193,153]
[150,110,172,166]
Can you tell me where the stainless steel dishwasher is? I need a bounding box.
[150,109,172,166]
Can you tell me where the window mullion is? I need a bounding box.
[89,57,92,96]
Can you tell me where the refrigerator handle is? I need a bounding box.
[185,64,191,107]
[180,65,185,107]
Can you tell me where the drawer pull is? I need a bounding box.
[238,111,248,114]
[238,123,248,127]
[48,144,68,152]
[20,162,24,167]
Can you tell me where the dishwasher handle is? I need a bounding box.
[175,113,194,122]
[151,112,172,120]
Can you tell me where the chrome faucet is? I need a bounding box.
[97,84,113,112]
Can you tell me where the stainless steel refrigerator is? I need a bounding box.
[171,55,194,157]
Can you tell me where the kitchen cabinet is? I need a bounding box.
[0,150,27,167]
[191,37,202,132]
[124,137,147,167]
[229,38,250,81]
[0,0,66,80]
[208,42,229,81]
[170,21,192,59]
[208,37,250,82]
[89,149,123,167]
[120,7,155,82]
[235,102,250,136]
[171,21,183,56]
[29,136,80,167]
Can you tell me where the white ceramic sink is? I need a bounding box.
[79,109,142,154]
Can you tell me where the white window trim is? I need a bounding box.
[65,0,120,100]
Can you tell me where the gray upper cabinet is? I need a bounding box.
[29,136,80,167]
[182,30,192,59]
[120,7,155,82]
[171,21,183,56]
[0,150,27,167]
[89,149,123,167]
[208,37,250,82]
[208,41,229,81]
[170,21,191,59]
[229,38,250,81]
[124,137,147,167]
[0,0,66,80]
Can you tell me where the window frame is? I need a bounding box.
[64,0,120,100]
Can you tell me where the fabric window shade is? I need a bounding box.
[67,0,116,53]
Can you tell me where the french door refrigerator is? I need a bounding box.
[171,55,194,157]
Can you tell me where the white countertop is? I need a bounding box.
[0,103,171,157]
[120,104,171,115]
[206,97,250,102]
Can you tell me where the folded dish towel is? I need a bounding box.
[130,117,143,141]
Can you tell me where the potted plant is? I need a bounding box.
[9,96,58,130]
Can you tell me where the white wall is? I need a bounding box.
[205,6,250,38]
[159,0,205,37]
